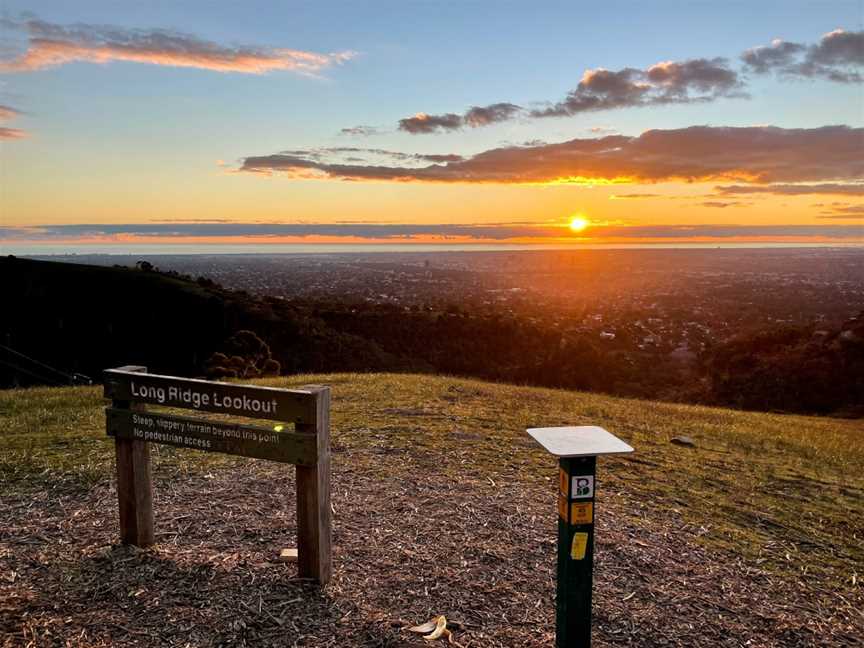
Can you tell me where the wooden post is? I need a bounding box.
[295,385,331,584]
[110,365,154,546]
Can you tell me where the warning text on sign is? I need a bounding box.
[106,408,317,465]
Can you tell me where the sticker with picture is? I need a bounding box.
[570,475,594,499]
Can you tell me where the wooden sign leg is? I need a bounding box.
[110,365,154,546]
[295,386,332,584]
[114,433,154,545]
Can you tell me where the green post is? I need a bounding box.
[556,456,596,647]
[526,426,634,648]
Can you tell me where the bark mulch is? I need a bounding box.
[2,452,862,647]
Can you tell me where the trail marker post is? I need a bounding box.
[103,365,332,584]
[527,426,634,647]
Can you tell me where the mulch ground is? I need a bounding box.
[2,446,862,647]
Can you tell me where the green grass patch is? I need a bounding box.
[1,373,862,588]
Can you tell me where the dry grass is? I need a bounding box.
[1,373,862,646]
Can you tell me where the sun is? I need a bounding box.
[569,215,590,233]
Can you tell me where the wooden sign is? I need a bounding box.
[104,365,332,584]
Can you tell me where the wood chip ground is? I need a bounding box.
[2,447,861,647]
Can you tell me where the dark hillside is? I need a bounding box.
[0,256,237,385]
[0,256,412,387]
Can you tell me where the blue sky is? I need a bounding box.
[1,1,862,245]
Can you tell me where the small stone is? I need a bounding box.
[277,548,298,563]
[670,435,696,447]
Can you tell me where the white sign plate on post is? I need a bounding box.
[527,426,634,457]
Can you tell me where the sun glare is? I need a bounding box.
[569,215,590,233]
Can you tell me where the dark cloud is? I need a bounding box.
[715,183,864,196]
[809,29,864,66]
[0,223,560,240]
[609,193,661,199]
[401,58,743,133]
[396,28,859,134]
[817,203,864,218]
[534,58,744,118]
[587,224,864,238]
[532,67,649,117]
[149,218,245,223]
[398,112,463,134]
[740,40,806,73]
[742,29,863,82]
[463,103,522,127]
[239,125,863,185]
[419,153,464,163]
[699,201,744,208]
[2,222,862,242]
[647,58,743,97]
[265,146,463,167]
[0,17,355,74]
[397,102,522,134]
[339,125,381,136]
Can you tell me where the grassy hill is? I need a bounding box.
[1,374,862,646]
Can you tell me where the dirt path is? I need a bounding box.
[2,450,861,647]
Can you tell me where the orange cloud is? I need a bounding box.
[715,183,864,196]
[0,127,27,139]
[0,104,27,139]
[239,125,863,186]
[0,18,355,74]
[0,105,22,120]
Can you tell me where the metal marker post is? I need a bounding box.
[557,455,596,645]
[527,426,634,648]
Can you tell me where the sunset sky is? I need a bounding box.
[1,1,862,248]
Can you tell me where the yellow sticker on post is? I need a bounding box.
[570,502,593,525]
[558,498,594,525]
[571,532,588,560]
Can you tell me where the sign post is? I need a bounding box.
[104,365,332,584]
[527,426,634,647]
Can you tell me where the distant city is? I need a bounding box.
[31,247,864,368]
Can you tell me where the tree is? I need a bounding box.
[205,330,281,379]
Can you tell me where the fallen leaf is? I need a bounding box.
[424,615,447,640]
[408,617,439,634]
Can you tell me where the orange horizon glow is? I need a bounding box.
[3,233,862,247]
